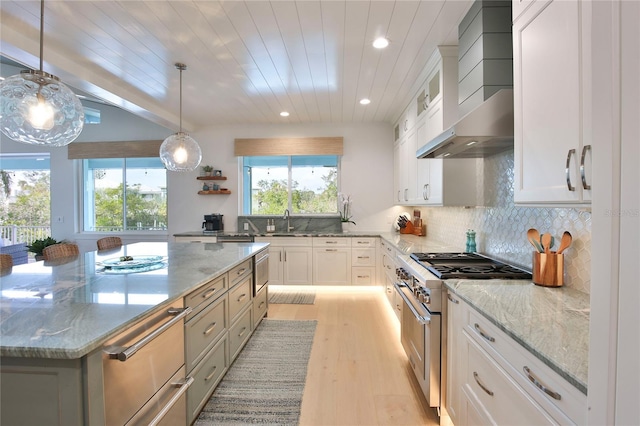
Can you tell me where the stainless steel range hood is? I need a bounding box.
[416,89,514,159]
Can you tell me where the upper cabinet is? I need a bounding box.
[393,46,482,207]
[513,0,592,205]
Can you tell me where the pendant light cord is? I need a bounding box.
[39,0,44,72]
[179,65,183,133]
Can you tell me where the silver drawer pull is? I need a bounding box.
[107,307,191,362]
[580,144,592,190]
[148,377,194,426]
[325,241,338,244]
[259,301,265,308]
[357,275,370,279]
[204,366,218,382]
[356,241,368,245]
[447,294,459,304]
[357,256,370,259]
[202,288,218,299]
[566,149,576,191]
[237,293,247,302]
[474,323,495,342]
[236,268,246,275]
[326,248,337,252]
[523,366,562,400]
[203,322,217,336]
[473,372,494,396]
[239,326,247,337]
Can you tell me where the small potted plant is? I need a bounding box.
[202,165,214,176]
[27,237,59,261]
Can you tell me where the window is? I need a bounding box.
[242,155,338,215]
[82,158,167,232]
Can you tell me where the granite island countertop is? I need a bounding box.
[444,279,590,395]
[0,241,268,359]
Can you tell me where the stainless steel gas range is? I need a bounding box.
[394,252,531,416]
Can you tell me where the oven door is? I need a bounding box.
[394,283,441,408]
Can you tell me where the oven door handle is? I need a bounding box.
[393,283,431,325]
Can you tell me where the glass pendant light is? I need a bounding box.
[159,63,202,172]
[0,0,84,146]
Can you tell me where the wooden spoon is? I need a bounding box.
[557,231,573,254]
[527,228,543,252]
[541,233,553,254]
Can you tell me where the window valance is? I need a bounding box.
[234,137,343,156]
[68,140,163,159]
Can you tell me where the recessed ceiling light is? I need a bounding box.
[373,37,389,49]
[466,141,477,146]
[443,153,451,157]
[359,98,371,105]
[280,111,290,117]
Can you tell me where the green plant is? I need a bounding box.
[202,165,213,172]
[27,237,59,256]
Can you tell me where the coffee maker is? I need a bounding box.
[202,214,224,233]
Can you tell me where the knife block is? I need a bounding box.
[532,251,564,287]
[399,221,415,234]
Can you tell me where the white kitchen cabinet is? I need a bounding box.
[443,291,464,425]
[255,237,313,285]
[312,237,351,285]
[395,128,417,204]
[351,238,376,286]
[513,0,592,205]
[446,295,587,425]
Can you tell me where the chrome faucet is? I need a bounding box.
[283,209,294,232]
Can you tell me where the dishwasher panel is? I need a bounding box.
[102,301,187,426]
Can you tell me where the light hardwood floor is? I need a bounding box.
[268,285,440,426]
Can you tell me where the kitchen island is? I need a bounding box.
[0,241,268,425]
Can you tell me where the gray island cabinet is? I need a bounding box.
[0,242,269,426]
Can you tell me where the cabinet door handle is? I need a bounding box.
[447,293,459,304]
[404,188,408,201]
[236,268,246,275]
[580,144,592,190]
[357,256,370,259]
[473,372,494,396]
[202,288,217,300]
[258,301,265,308]
[474,323,496,342]
[279,251,282,262]
[423,183,429,200]
[523,366,562,400]
[204,366,218,382]
[325,249,337,252]
[565,149,576,191]
[203,322,217,336]
[237,293,247,302]
[238,326,247,337]
[397,190,401,202]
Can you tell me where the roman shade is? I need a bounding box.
[68,140,163,159]
[234,137,343,156]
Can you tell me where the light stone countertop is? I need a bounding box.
[444,279,589,395]
[0,242,268,359]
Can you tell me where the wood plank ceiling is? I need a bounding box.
[0,1,473,131]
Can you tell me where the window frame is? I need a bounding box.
[79,157,168,235]
[239,155,342,216]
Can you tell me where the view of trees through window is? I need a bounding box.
[83,158,167,232]
[0,154,51,245]
[243,156,339,215]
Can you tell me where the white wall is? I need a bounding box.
[1,118,396,251]
[168,122,396,235]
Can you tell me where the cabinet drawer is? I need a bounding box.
[185,295,227,372]
[313,237,351,247]
[185,274,227,319]
[229,259,252,286]
[351,267,375,285]
[352,247,375,266]
[352,237,376,248]
[466,307,586,424]
[187,336,228,423]
[253,286,268,329]
[464,335,555,425]
[229,307,253,359]
[228,276,252,323]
